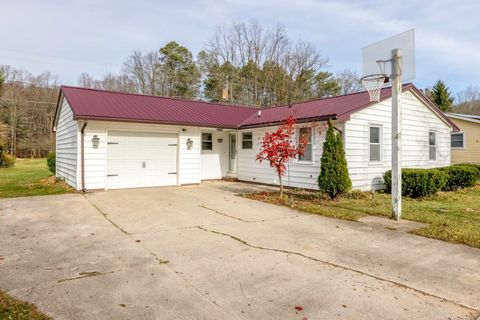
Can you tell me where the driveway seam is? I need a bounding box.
[196,225,480,314]
[83,194,237,320]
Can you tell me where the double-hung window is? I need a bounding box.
[242,132,253,149]
[201,132,213,151]
[429,131,437,161]
[369,125,381,162]
[451,132,464,149]
[298,127,312,161]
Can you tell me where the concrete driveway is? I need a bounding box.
[0,181,479,320]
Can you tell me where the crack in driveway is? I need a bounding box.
[83,195,168,264]
[83,195,235,319]
[57,270,119,283]
[199,204,301,224]
[196,225,480,314]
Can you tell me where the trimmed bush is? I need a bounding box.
[383,168,447,198]
[453,163,480,178]
[318,120,352,199]
[440,165,479,191]
[0,152,16,168]
[47,152,56,174]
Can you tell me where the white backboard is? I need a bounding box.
[362,29,415,81]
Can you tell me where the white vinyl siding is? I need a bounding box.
[55,99,78,188]
[237,122,342,190]
[200,129,229,180]
[344,90,452,191]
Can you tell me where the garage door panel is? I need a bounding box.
[107,131,178,189]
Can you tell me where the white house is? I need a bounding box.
[53,84,458,192]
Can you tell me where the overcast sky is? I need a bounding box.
[1,0,479,94]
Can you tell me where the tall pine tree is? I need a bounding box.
[318,120,352,199]
[430,80,454,112]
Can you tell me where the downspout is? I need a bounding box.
[80,121,88,192]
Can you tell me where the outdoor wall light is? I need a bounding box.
[186,138,193,150]
[92,135,100,149]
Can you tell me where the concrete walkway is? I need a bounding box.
[0,181,479,320]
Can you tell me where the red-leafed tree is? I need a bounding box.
[256,116,308,197]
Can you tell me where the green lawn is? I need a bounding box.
[0,158,72,198]
[0,290,52,320]
[245,185,480,248]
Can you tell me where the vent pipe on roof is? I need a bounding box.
[257,110,261,117]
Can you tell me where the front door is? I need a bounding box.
[228,133,237,172]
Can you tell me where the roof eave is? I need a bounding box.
[74,115,240,130]
[51,88,65,132]
[239,115,338,129]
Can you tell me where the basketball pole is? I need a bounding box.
[391,48,402,220]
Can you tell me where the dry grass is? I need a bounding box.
[0,290,52,320]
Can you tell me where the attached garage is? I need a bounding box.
[106,131,178,189]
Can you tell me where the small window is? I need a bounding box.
[242,132,253,149]
[429,131,437,160]
[201,132,212,151]
[298,127,312,161]
[369,125,381,162]
[451,132,464,149]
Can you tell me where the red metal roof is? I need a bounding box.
[59,84,458,131]
[61,86,258,129]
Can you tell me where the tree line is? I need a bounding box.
[78,22,363,106]
[0,20,479,158]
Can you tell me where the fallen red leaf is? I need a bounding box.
[294,305,304,311]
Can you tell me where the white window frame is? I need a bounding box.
[241,132,253,149]
[368,124,383,164]
[201,132,213,151]
[297,127,313,163]
[451,132,465,149]
[429,131,437,161]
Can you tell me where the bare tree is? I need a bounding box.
[202,20,331,106]
[0,65,58,157]
[122,51,160,95]
[454,85,480,115]
[78,72,95,88]
[336,69,363,95]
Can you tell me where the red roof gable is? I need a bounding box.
[58,84,458,131]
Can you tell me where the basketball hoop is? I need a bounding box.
[361,73,387,102]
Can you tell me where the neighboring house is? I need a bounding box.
[53,84,458,192]
[445,113,480,164]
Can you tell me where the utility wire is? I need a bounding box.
[0,98,56,105]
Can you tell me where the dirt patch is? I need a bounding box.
[39,176,70,189]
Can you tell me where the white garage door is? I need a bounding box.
[107,131,178,189]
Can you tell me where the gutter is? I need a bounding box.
[239,115,338,129]
[80,121,88,192]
